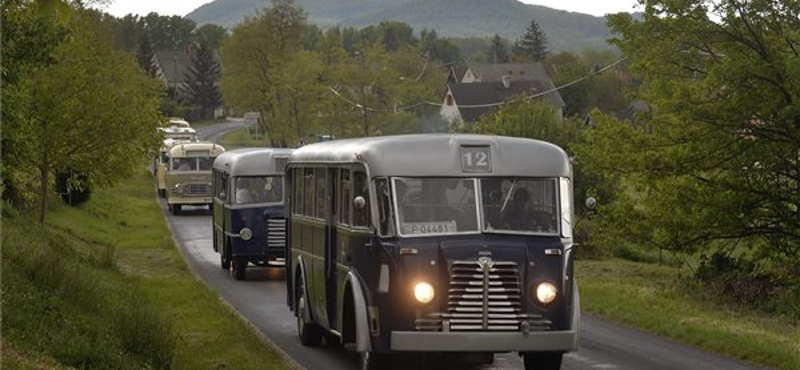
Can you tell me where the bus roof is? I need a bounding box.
[213,148,294,176]
[168,141,226,157]
[288,134,571,178]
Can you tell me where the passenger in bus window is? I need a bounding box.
[236,182,253,204]
[502,188,531,230]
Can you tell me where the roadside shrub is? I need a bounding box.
[696,251,799,319]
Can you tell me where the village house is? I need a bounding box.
[441,63,565,126]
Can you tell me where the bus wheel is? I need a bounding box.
[522,352,563,370]
[233,261,247,280]
[296,278,322,346]
[171,204,182,215]
[361,351,388,370]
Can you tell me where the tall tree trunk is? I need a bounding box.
[38,163,49,224]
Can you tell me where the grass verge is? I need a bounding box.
[1,167,292,369]
[218,126,272,149]
[577,259,800,370]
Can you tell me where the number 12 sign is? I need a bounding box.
[461,145,492,173]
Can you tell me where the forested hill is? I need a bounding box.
[340,0,611,51]
[187,0,416,29]
[187,0,613,51]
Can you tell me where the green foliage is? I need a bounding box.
[221,1,444,143]
[470,99,582,149]
[183,40,222,120]
[594,1,800,265]
[512,19,549,62]
[2,2,164,222]
[193,23,228,50]
[488,34,510,63]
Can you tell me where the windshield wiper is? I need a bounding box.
[500,178,517,213]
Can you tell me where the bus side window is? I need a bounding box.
[293,169,303,216]
[303,168,314,217]
[352,169,370,228]
[375,178,393,236]
[221,173,229,203]
[315,168,326,219]
[339,169,351,225]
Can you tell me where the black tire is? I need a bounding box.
[361,351,389,370]
[158,189,165,198]
[296,278,323,346]
[170,204,182,215]
[522,352,563,370]
[220,244,231,270]
[233,261,247,280]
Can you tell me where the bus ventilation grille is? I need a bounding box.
[266,218,286,250]
[187,183,211,196]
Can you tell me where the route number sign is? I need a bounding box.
[460,145,492,173]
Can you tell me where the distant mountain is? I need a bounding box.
[187,0,613,51]
[187,0,416,28]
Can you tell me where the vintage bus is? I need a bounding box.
[168,117,192,128]
[211,148,293,280]
[285,134,579,370]
[154,138,191,197]
[165,141,225,214]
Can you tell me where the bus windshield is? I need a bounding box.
[393,177,558,236]
[393,178,479,235]
[235,176,283,204]
[481,178,557,234]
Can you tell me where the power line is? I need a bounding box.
[329,56,629,112]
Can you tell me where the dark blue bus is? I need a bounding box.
[285,134,579,370]
[212,148,293,280]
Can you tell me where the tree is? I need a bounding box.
[183,40,222,120]
[420,28,461,64]
[136,31,156,76]
[488,34,510,63]
[513,19,549,62]
[580,0,800,266]
[220,0,309,144]
[192,23,228,50]
[3,3,163,223]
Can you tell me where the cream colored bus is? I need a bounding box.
[155,138,191,197]
[165,142,226,214]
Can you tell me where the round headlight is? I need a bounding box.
[535,282,557,305]
[414,282,435,304]
[240,228,253,241]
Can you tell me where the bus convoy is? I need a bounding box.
[154,125,578,370]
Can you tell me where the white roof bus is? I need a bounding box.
[211,148,294,280]
[154,138,191,198]
[285,134,578,370]
[165,141,225,214]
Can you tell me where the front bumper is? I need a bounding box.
[391,329,578,352]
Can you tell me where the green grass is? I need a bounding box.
[218,126,272,149]
[577,259,800,370]
[2,167,292,369]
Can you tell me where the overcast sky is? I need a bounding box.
[102,0,641,18]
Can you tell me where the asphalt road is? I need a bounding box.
[162,121,767,370]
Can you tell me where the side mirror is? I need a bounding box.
[585,197,597,210]
[353,196,367,210]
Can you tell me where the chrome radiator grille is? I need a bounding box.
[186,183,211,196]
[414,258,553,332]
[266,218,286,250]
